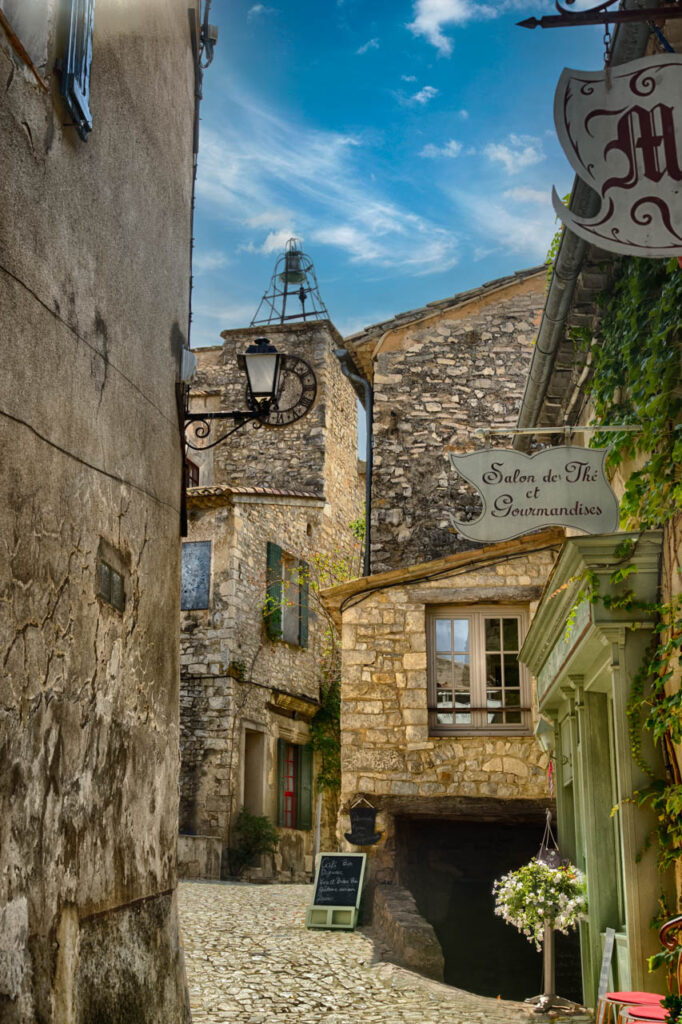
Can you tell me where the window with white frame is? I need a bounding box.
[427,606,530,735]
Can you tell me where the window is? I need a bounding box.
[58,0,95,141]
[427,606,529,735]
[265,542,309,647]
[277,740,313,830]
[185,459,200,488]
[181,541,211,610]
[98,558,125,611]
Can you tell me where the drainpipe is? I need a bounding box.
[334,349,373,578]
[514,1,656,452]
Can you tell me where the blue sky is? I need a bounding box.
[191,0,604,347]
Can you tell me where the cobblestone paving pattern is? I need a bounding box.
[179,880,537,1024]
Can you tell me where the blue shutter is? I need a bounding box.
[265,542,282,639]
[298,560,309,648]
[60,0,95,141]
[296,745,313,831]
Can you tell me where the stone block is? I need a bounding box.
[402,652,426,670]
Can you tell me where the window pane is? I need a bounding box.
[506,689,521,707]
[503,618,519,651]
[506,711,522,724]
[436,620,451,651]
[487,689,503,708]
[504,655,520,688]
[99,561,111,601]
[484,618,501,650]
[486,653,502,687]
[454,692,470,710]
[455,710,472,725]
[487,709,504,724]
[453,662,470,693]
[436,654,452,687]
[452,619,469,652]
[437,689,453,708]
[437,712,454,725]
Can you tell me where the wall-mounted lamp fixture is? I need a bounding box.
[184,338,284,451]
[534,716,555,756]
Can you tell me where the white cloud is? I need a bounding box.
[503,186,548,204]
[248,4,275,17]
[356,37,379,54]
[484,133,544,174]
[195,93,459,275]
[456,108,469,120]
[410,85,438,105]
[407,0,529,55]
[463,193,556,258]
[193,251,229,273]
[419,139,463,158]
[401,74,417,82]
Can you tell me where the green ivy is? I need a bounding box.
[581,256,682,884]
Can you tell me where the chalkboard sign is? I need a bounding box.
[306,853,366,930]
[314,855,364,906]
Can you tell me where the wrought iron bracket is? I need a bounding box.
[518,0,682,30]
[184,404,270,452]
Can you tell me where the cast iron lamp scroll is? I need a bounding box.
[184,338,283,451]
[518,0,682,30]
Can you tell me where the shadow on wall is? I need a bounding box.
[395,817,582,1004]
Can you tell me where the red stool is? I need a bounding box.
[620,1005,667,1023]
[597,993,663,1024]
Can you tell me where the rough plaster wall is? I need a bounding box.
[369,283,544,572]
[337,548,555,884]
[0,2,193,1020]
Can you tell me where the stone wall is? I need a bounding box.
[326,536,560,888]
[177,836,222,880]
[372,885,445,982]
[0,3,194,1021]
[179,490,360,879]
[360,275,544,572]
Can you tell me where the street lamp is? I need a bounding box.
[183,337,283,451]
[238,337,283,404]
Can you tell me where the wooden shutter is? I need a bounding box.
[276,738,287,827]
[296,745,313,831]
[298,559,309,648]
[60,0,95,141]
[265,542,282,639]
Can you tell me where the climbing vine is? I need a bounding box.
[581,257,682,875]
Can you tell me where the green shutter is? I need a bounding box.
[296,745,313,831]
[277,738,287,827]
[298,559,309,649]
[266,542,282,639]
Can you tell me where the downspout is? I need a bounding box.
[514,0,656,453]
[334,349,373,578]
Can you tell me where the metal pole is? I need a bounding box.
[543,919,556,1001]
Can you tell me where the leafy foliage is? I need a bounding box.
[227,807,280,877]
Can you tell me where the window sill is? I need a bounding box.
[429,728,533,738]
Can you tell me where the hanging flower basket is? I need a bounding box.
[493,858,587,952]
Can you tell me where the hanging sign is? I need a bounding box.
[449,447,619,543]
[552,54,682,256]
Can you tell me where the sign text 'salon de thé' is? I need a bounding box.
[449,447,619,543]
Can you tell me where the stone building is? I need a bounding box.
[0,2,198,1022]
[178,320,364,881]
[322,269,579,1001]
[344,266,545,572]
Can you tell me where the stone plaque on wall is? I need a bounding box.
[181,541,212,610]
[450,447,619,543]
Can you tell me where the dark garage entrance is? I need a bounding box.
[396,817,581,1003]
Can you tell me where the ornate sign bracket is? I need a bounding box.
[518,0,682,30]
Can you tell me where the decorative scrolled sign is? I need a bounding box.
[552,55,682,256]
[449,448,619,543]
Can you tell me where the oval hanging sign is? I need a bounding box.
[449,447,619,543]
[552,54,682,257]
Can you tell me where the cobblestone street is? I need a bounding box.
[179,880,536,1024]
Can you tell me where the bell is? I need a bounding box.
[278,241,306,284]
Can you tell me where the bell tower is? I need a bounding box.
[250,237,329,326]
